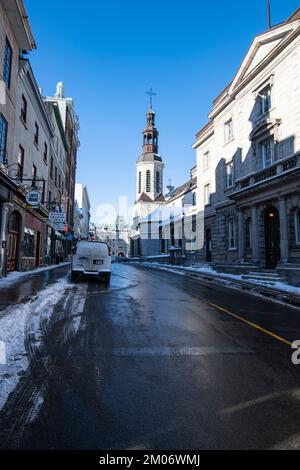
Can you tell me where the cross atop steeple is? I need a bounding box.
[145,87,157,109]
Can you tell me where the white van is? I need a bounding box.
[71,241,111,284]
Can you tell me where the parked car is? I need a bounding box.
[71,241,111,284]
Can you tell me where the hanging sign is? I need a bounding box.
[48,212,66,224]
[25,189,42,208]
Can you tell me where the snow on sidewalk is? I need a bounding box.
[0,262,71,289]
[134,261,300,297]
[0,277,71,410]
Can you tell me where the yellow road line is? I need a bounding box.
[207,301,299,349]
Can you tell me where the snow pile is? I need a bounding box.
[134,261,300,296]
[0,278,71,410]
[0,262,71,289]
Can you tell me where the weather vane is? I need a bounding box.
[145,87,157,109]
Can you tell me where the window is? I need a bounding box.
[204,183,210,205]
[146,170,151,192]
[0,113,8,164]
[18,146,24,181]
[203,151,210,170]
[259,85,272,115]
[3,38,12,88]
[155,171,160,193]
[34,122,39,146]
[226,161,234,188]
[58,174,61,191]
[294,210,300,245]
[192,192,197,206]
[23,227,36,258]
[55,166,58,187]
[138,171,141,193]
[245,217,252,249]
[261,138,273,168]
[20,95,27,124]
[50,156,53,179]
[224,119,233,143]
[192,214,197,233]
[32,164,37,187]
[228,218,237,249]
[43,142,48,163]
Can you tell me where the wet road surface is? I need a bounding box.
[1,263,300,450]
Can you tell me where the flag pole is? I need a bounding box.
[267,0,271,30]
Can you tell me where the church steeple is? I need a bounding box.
[143,107,159,154]
[135,91,164,204]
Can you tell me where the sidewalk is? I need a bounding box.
[0,262,71,290]
[132,261,300,308]
[0,263,71,311]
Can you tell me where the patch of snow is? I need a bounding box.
[134,261,300,296]
[0,263,71,289]
[0,278,71,410]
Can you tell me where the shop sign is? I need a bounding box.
[25,189,42,208]
[48,212,66,224]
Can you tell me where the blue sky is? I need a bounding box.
[25,0,299,221]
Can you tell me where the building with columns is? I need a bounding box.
[193,8,300,282]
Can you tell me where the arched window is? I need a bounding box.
[146,170,151,192]
[228,218,237,249]
[143,134,147,145]
[138,171,142,193]
[147,134,152,144]
[155,171,160,193]
[245,217,252,249]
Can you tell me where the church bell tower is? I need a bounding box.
[135,89,164,205]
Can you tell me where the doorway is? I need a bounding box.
[7,211,20,272]
[265,206,280,268]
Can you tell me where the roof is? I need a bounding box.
[2,0,36,50]
[166,176,197,203]
[137,153,162,164]
[155,193,166,203]
[137,192,154,203]
[286,7,300,23]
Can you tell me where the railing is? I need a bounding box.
[235,154,300,191]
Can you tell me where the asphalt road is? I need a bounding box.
[1,263,300,450]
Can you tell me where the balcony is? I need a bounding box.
[233,152,300,196]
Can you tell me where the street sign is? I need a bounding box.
[25,189,42,208]
[48,212,66,224]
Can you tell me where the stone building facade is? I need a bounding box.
[0,0,35,276]
[193,8,300,281]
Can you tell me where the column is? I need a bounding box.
[279,197,289,263]
[251,205,259,264]
[238,209,245,263]
[0,202,12,278]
